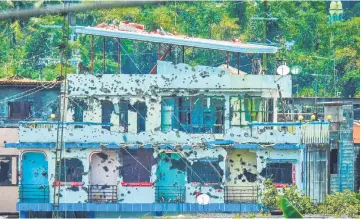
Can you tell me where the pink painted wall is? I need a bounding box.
[0,128,19,213]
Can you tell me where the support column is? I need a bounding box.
[90,35,94,74]
[103,37,106,74]
[117,38,121,74]
[237,53,240,75]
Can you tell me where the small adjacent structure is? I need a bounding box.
[0,76,59,214]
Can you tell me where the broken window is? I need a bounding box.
[0,156,17,186]
[161,96,225,134]
[8,101,31,119]
[101,100,114,131]
[60,158,84,182]
[330,149,338,174]
[230,96,273,126]
[261,163,292,184]
[187,159,223,183]
[120,149,153,182]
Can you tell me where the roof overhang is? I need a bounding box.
[76,27,278,54]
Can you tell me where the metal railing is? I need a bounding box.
[155,186,186,203]
[224,186,258,203]
[88,185,118,203]
[19,184,50,203]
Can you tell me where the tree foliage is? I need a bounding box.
[0,1,359,97]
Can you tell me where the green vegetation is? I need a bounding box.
[262,179,360,217]
[0,1,359,97]
[277,196,303,218]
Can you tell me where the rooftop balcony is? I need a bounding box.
[9,121,330,148]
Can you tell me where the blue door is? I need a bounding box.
[156,153,186,203]
[21,152,49,203]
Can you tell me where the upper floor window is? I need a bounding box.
[187,159,223,184]
[230,96,273,126]
[120,149,153,182]
[102,100,146,133]
[161,96,225,134]
[8,101,31,119]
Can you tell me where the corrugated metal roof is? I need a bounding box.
[75,23,278,54]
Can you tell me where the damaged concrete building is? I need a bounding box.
[4,23,358,218]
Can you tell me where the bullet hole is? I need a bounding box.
[121,193,124,197]
[103,166,109,172]
[127,191,131,194]
[41,171,47,177]
[242,169,257,182]
[229,159,234,163]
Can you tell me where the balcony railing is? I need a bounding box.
[155,186,186,203]
[19,121,113,129]
[19,184,49,203]
[224,186,258,203]
[88,185,118,203]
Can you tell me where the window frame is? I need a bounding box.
[230,96,273,127]
[0,155,18,186]
[187,159,223,184]
[263,162,293,185]
[161,96,225,134]
[8,101,32,120]
[120,149,153,183]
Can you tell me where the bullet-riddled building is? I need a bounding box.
[6,23,332,218]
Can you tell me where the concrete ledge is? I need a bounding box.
[17,203,261,213]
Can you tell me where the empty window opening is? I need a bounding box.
[261,163,292,184]
[120,149,153,182]
[0,157,11,185]
[187,160,223,183]
[72,100,87,128]
[116,100,129,132]
[8,101,31,119]
[60,158,84,182]
[330,149,338,174]
[230,96,273,126]
[161,96,225,134]
[131,101,147,133]
[101,100,114,130]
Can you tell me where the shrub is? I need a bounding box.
[318,190,360,217]
[261,179,279,212]
[282,185,316,214]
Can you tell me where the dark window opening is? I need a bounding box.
[230,96,273,126]
[0,157,11,185]
[330,149,338,174]
[120,149,153,182]
[60,158,84,182]
[115,100,129,132]
[187,160,223,183]
[261,163,292,184]
[72,100,87,128]
[161,96,225,134]
[8,101,31,119]
[101,100,114,130]
[132,102,147,133]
